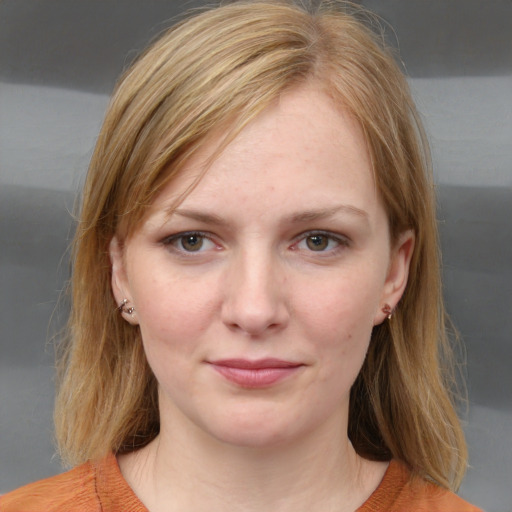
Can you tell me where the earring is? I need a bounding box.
[382,303,393,320]
[118,298,135,315]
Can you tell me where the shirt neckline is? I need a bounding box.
[95,453,404,512]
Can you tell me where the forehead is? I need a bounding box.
[148,85,379,222]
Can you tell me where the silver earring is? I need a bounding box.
[118,298,135,315]
[382,303,393,320]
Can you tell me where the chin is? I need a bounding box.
[211,425,298,450]
[199,404,312,450]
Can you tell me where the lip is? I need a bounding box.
[208,358,304,388]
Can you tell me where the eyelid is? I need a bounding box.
[291,230,351,251]
[161,230,220,253]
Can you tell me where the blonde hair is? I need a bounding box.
[55,0,468,490]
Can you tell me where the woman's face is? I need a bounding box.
[111,85,413,449]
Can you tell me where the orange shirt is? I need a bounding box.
[1,454,482,512]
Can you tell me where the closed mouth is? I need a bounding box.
[208,358,304,388]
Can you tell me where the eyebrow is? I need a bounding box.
[168,204,369,226]
[168,208,228,226]
[288,205,369,224]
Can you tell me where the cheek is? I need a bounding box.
[297,270,381,333]
[130,268,219,354]
[133,276,218,397]
[295,271,381,369]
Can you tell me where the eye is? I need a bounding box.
[305,234,330,251]
[162,231,217,253]
[293,231,349,253]
[180,233,206,252]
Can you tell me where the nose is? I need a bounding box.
[220,247,290,336]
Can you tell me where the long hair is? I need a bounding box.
[55,0,467,490]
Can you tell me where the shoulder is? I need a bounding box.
[397,477,484,512]
[0,461,100,512]
[1,454,146,512]
[360,460,484,512]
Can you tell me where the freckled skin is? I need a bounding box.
[111,85,413,450]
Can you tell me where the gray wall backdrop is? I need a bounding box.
[1,1,511,510]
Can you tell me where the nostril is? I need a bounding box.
[221,302,289,336]
[220,257,290,335]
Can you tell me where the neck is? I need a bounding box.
[119,414,387,512]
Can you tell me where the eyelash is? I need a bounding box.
[292,230,350,255]
[161,231,218,255]
[160,230,350,256]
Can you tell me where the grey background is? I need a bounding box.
[1,1,511,510]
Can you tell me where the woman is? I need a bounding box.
[2,1,481,511]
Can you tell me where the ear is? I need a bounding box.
[109,236,138,325]
[374,230,415,325]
